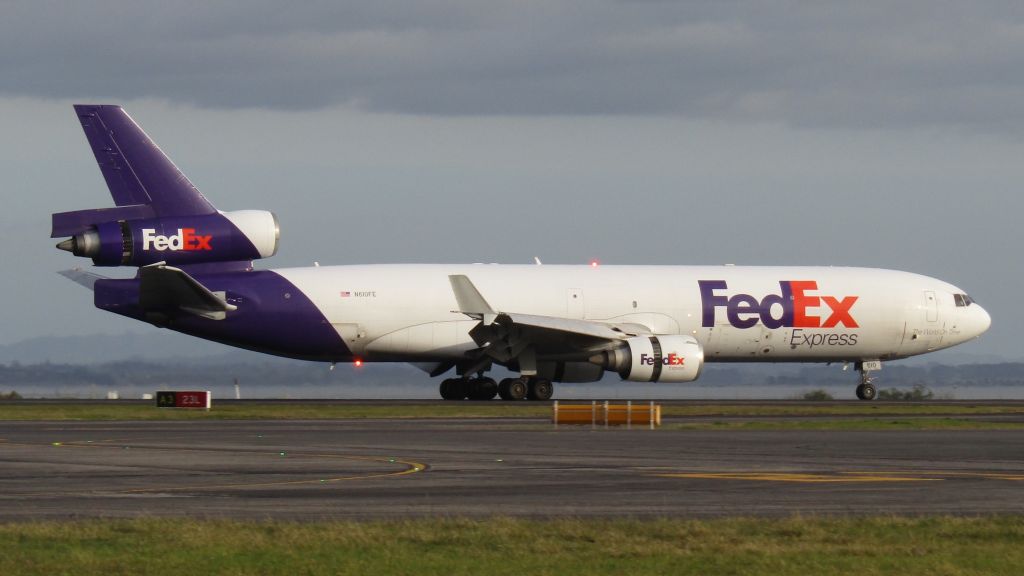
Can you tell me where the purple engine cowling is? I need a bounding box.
[57,210,279,267]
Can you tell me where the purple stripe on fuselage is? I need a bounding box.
[94,270,350,361]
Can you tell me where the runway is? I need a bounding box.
[1,414,1023,519]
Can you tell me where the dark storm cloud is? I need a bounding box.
[3,1,1024,128]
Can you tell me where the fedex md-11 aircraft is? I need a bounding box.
[53,105,991,401]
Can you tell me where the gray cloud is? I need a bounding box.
[3,1,1024,131]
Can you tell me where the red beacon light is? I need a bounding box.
[590,260,600,268]
[354,359,363,367]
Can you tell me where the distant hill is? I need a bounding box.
[1,357,1022,400]
[0,332,269,365]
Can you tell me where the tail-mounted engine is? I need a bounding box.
[590,335,704,383]
[55,210,279,267]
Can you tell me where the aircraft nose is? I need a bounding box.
[972,304,992,337]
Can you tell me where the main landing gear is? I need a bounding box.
[439,377,498,400]
[854,361,878,401]
[440,376,553,401]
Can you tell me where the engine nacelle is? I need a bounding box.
[57,210,279,267]
[590,335,704,383]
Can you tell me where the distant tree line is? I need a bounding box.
[1,361,1022,389]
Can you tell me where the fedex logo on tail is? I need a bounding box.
[699,280,858,329]
[141,228,213,251]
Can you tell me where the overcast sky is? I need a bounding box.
[0,1,1020,361]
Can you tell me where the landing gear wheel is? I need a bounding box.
[439,378,467,400]
[498,378,528,401]
[856,383,877,401]
[467,377,498,400]
[527,378,554,401]
[498,378,515,401]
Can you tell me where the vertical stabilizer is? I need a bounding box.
[74,104,217,216]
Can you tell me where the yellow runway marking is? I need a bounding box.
[0,439,427,496]
[656,472,938,483]
[122,456,426,493]
[845,470,1024,481]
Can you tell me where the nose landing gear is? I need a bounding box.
[854,360,879,401]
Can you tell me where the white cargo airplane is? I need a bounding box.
[54,105,991,401]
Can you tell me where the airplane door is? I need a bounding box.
[567,288,584,319]
[924,291,938,322]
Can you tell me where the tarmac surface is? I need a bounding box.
[1,406,1023,520]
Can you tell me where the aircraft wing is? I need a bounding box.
[449,275,651,373]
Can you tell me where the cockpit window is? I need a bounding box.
[954,293,974,307]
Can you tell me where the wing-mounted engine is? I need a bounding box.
[590,335,704,382]
[54,210,279,267]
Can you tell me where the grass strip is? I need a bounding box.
[1,402,1023,422]
[0,403,551,421]
[1,402,1023,428]
[666,417,1024,431]
[1,516,1022,576]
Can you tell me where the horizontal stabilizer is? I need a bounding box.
[51,205,155,238]
[74,105,217,216]
[58,268,108,291]
[139,263,236,320]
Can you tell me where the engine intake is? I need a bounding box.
[590,335,704,383]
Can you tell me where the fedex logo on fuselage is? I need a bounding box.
[141,228,213,251]
[699,280,858,329]
[640,353,685,366]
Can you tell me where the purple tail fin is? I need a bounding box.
[73,104,217,216]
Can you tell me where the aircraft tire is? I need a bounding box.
[440,378,466,400]
[498,378,528,401]
[527,378,553,401]
[468,377,498,400]
[861,383,876,401]
[855,383,877,401]
[497,378,516,400]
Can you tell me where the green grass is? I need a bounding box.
[659,404,1024,417]
[0,403,551,421]
[0,402,1022,430]
[1,516,1022,575]
[0,399,1019,422]
[667,417,1024,431]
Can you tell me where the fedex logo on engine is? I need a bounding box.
[640,353,685,366]
[699,280,858,329]
[141,228,213,251]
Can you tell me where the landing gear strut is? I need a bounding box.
[854,361,877,401]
